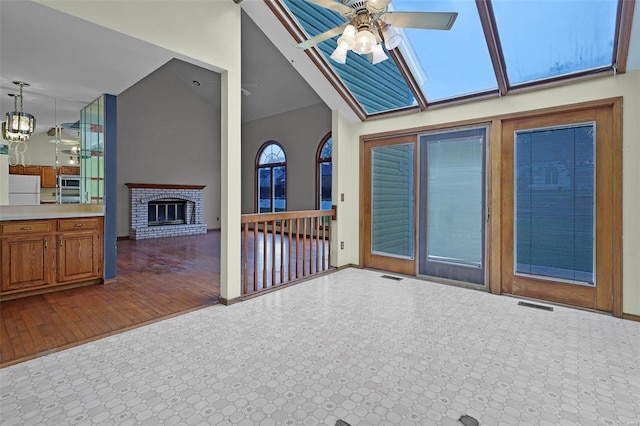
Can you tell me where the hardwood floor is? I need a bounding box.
[0,231,221,367]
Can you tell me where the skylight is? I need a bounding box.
[272,0,631,120]
[392,0,498,101]
[491,0,618,85]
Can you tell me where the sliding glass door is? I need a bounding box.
[419,128,486,285]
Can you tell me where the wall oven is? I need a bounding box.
[59,175,81,204]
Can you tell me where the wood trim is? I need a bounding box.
[241,208,335,223]
[103,277,118,285]
[488,119,502,295]
[623,313,640,322]
[315,132,332,210]
[360,97,623,142]
[611,98,623,317]
[264,0,367,121]
[254,140,287,213]
[499,104,621,314]
[116,235,130,241]
[219,296,242,306]
[475,0,509,95]
[125,183,206,190]
[388,47,428,110]
[613,0,636,73]
[360,134,417,276]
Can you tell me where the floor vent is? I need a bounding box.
[518,301,554,311]
[381,275,403,281]
[459,415,480,426]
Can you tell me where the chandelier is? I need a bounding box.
[329,0,402,65]
[2,81,36,142]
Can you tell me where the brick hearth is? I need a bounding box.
[126,183,207,240]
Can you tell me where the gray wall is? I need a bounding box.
[116,63,221,237]
[241,102,331,213]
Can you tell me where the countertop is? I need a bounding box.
[0,204,105,221]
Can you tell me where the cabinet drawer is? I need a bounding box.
[1,220,52,235]
[57,218,100,231]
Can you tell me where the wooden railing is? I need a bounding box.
[241,208,335,296]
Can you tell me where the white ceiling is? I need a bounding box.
[0,1,323,135]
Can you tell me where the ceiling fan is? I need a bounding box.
[295,0,457,65]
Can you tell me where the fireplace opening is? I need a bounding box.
[148,200,186,226]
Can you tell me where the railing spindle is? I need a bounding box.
[271,220,276,287]
[262,220,268,289]
[253,223,258,292]
[243,222,249,294]
[241,208,335,296]
[280,219,285,284]
[288,218,293,282]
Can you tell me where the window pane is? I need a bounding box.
[320,162,332,210]
[273,166,286,212]
[515,124,595,284]
[282,0,416,114]
[259,143,285,165]
[371,144,414,258]
[492,0,617,85]
[320,137,332,160]
[426,135,483,266]
[392,0,498,101]
[258,167,272,213]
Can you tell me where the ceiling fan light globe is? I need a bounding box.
[382,26,403,50]
[352,30,377,55]
[330,45,348,64]
[371,43,388,64]
[343,24,357,38]
[337,34,354,50]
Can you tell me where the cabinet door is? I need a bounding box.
[22,165,42,175]
[8,165,23,174]
[1,235,54,292]
[41,167,57,188]
[57,232,101,283]
[59,166,80,175]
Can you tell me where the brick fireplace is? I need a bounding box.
[126,183,207,240]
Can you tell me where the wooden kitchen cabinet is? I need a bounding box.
[0,217,103,299]
[59,166,80,175]
[41,166,57,188]
[22,165,42,175]
[0,221,55,292]
[57,218,102,283]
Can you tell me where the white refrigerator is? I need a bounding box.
[9,174,41,205]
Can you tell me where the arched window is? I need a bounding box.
[316,133,332,210]
[256,141,286,213]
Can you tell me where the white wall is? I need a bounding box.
[0,153,8,205]
[39,0,243,300]
[116,62,221,237]
[334,70,640,316]
[241,102,331,213]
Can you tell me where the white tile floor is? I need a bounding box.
[1,268,639,426]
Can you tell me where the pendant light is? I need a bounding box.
[3,81,36,142]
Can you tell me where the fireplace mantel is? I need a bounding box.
[126,183,206,190]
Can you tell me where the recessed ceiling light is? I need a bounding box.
[193,80,200,86]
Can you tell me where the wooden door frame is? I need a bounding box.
[360,134,418,276]
[498,100,622,314]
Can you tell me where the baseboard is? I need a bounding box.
[103,277,118,285]
[116,235,130,241]
[623,313,640,322]
[219,296,242,306]
[336,263,359,271]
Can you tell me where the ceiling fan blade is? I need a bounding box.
[303,0,353,15]
[296,24,348,50]
[382,11,458,30]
